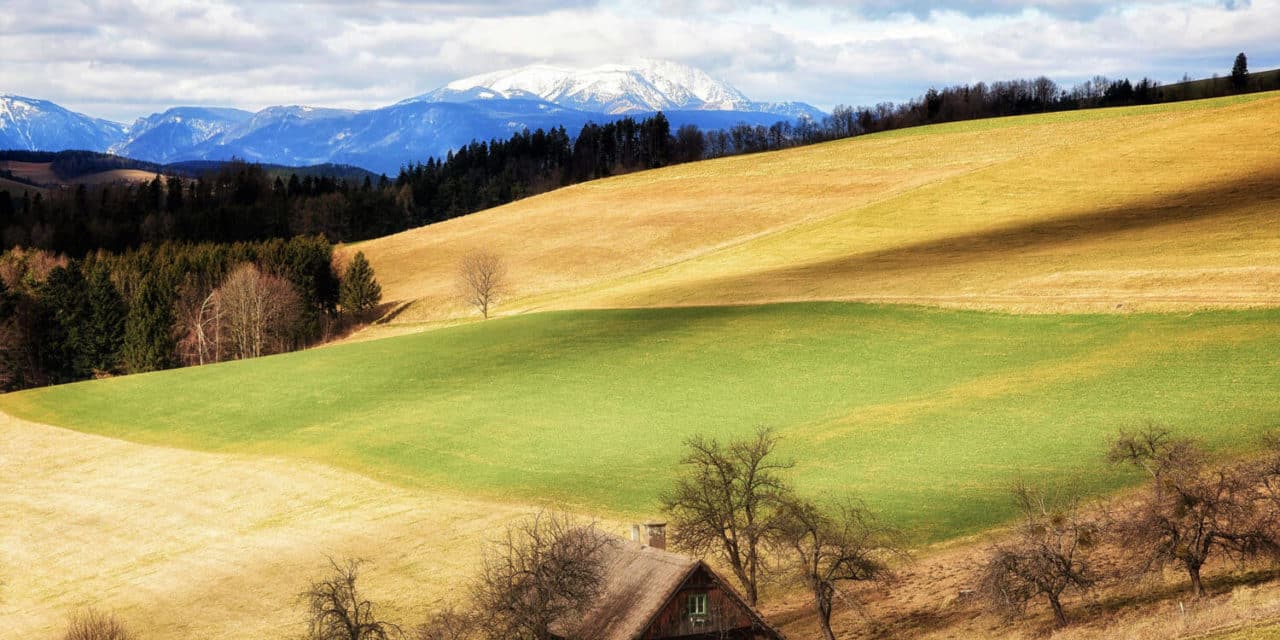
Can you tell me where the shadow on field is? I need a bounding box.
[651,166,1280,298]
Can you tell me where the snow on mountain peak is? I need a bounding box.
[413,60,756,115]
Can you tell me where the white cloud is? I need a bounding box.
[0,0,1276,122]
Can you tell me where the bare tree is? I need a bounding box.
[215,263,302,359]
[471,512,611,640]
[457,251,506,319]
[415,606,477,640]
[775,496,902,640]
[301,557,402,640]
[661,427,793,606]
[978,483,1098,627]
[174,275,220,366]
[62,608,134,640]
[1109,425,1278,597]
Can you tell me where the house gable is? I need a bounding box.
[639,564,783,640]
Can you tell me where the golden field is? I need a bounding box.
[346,93,1280,335]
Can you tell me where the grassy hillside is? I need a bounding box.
[347,92,1280,330]
[5,303,1278,541]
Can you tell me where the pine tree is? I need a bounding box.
[38,263,92,382]
[339,251,382,318]
[84,263,127,374]
[122,275,176,373]
[1231,52,1250,92]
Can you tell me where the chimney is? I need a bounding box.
[644,521,667,550]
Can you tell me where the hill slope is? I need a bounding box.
[347,93,1280,330]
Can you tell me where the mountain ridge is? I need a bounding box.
[2,60,825,174]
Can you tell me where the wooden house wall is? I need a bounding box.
[640,566,774,640]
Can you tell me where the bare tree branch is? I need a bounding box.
[300,557,402,640]
[457,251,507,319]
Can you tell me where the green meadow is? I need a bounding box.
[6,302,1279,541]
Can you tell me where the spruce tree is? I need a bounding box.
[122,275,176,373]
[38,263,92,381]
[1231,52,1249,92]
[339,251,381,317]
[85,263,127,374]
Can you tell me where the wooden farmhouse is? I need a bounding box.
[555,522,785,640]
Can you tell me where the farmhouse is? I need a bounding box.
[558,522,784,640]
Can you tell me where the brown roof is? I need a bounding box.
[559,535,699,640]
[556,532,781,640]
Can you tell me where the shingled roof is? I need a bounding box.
[554,532,780,640]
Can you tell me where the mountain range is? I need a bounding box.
[1,60,824,175]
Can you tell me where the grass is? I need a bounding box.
[6,302,1279,541]
[347,91,1280,329]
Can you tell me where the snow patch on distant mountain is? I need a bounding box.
[111,106,253,163]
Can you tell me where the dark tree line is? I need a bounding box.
[0,235,375,390]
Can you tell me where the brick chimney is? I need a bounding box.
[644,521,667,550]
[630,522,668,549]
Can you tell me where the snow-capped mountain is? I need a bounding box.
[112,106,254,163]
[406,59,824,119]
[4,60,826,174]
[0,95,126,152]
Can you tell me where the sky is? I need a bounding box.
[1,0,1277,123]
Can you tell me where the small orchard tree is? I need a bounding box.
[301,557,401,640]
[1232,52,1250,92]
[775,496,901,640]
[457,251,506,319]
[1109,425,1277,597]
[661,427,793,606]
[978,483,1098,627]
[62,608,134,640]
[471,512,611,640]
[340,251,382,318]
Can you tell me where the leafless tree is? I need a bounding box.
[457,251,506,319]
[1109,425,1278,597]
[301,557,402,640]
[471,512,611,640]
[978,483,1099,627]
[661,427,793,606]
[775,496,902,640]
[415,606,477,640]
[174,275,220,366]
[62,608,134,640]
[215,263,302,360]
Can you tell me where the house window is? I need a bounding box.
[687,593,708,620]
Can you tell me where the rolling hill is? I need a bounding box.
[5,92,1280,639]
[347,92,1280,332]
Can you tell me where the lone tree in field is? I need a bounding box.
[471,512,611,640]
[1231,52,1250,92]
[457,250,506,319]
[978,483,1098,627]
[301,557,401,640]
[1108,425,1277,597]
[661,427,793,606]
[340,251,382,318]
[62,608,134,640]
[775,496,902,640]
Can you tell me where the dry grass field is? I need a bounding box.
[346,93,1280,333]
[0,413,593,639]
[0,160,160,186]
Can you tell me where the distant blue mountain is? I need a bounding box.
[3,60,827,175]
[0,95,126,152]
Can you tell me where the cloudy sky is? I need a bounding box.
[1,0,1277,123]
